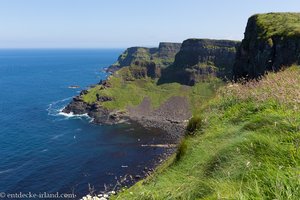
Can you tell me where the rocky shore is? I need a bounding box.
[62,88,190,141]
[79,147,175,200]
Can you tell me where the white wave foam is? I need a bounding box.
[47,97,94,122]
[58,111,90,118]
[47,96,73,116]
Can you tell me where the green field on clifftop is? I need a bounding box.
[255,13,300,39]
[112,67,300,200]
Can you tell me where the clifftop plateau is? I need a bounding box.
[234,12,300,79]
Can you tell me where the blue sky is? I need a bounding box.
[0,0,300,48]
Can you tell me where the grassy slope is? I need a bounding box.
[82,67,222,113]
[83,76,186,110]
[112,67,300,200]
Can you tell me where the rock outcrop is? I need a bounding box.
[107,42,181,78]
[158,39,240,85]
[233,13,300,80]
[157,42,183,62]
[62,96,114,124]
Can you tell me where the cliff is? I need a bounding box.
[233,13,300,79]
[158,39,240,85]
[107,42,181,78]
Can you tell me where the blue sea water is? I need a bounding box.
[0,49,173,198]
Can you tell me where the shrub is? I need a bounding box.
[186,116,203,135]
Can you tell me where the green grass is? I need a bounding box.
[83,76,185,110]
[82,67,221,111]
[189,79,223,115]
[112,67,300,200]
[254,13,300,39]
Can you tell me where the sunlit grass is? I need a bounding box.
[82,66,221,111]
[255,13,300,39]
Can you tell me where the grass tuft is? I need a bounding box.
[186,116,203,135]
[175,139,188,162]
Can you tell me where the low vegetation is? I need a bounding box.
[112,66,300,199]
[186,116,203,135]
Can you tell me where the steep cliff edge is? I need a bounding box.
[233,13,300,79]
[107,42,181,78]
[158,39,240,85]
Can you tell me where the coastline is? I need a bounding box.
[66,114,182,200]
[59,95,183,200]
[62,78,191,200]
[79,142,178,200]
[62,87,190,141]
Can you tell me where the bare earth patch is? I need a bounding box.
[128,96,191,140]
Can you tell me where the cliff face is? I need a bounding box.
[108,42,181,78]
[158,39,240,85]
[157,42,182,61]
[233,13,300,79]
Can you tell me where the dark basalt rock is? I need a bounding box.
[62,98,89,115]
[107,42,181,77]
[158,39,240,85]
[99,80,112,88]
[80,90,88,96]
[62,97,123,125]
[158,42,182,61]
[133,61,161,79]
[96,94,113,102]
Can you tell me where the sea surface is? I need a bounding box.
[0,49,174,198]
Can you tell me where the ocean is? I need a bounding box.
[0,49,174,198]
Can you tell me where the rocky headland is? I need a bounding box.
[63,42,186,139]
[62,40,238,139]
[62,39,240,137]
